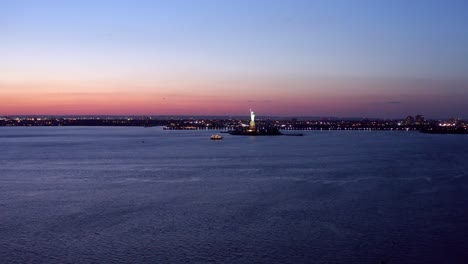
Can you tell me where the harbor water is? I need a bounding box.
[1,127,468,263]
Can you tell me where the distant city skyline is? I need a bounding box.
[1,0,468,118]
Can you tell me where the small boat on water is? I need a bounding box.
[210,134,223,140]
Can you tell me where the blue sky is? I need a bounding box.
[1,0,468,117]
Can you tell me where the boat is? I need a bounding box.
[210,134,223,140]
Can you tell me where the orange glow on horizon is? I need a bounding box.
[0,92,366,116]
[2,78,466,117]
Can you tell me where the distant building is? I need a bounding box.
[415,115,425,125]
[403,115,415,126]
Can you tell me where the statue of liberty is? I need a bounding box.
[249,109,256,130]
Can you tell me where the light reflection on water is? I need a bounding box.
[1,127,468,263]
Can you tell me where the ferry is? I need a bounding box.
[210,134,223,140]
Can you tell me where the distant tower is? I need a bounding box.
[249,109,256,130]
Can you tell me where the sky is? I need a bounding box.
[1,0,468,118]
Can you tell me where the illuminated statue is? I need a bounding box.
[249,109,256,130]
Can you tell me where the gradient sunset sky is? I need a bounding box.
[2,0,468,118]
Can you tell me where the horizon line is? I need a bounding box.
[1,114,465,121]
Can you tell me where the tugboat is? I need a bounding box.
[210,134,223,140]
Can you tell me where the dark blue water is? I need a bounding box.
[1,127,468,263]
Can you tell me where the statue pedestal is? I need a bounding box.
[249,121,256,130]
